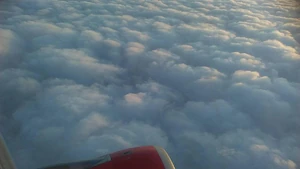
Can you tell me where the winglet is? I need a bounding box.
[0,134,17,169]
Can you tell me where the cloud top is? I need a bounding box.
[0,0,299,169]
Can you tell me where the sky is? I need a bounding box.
[0,0,299,169]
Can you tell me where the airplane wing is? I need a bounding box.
[0,134,17,169]
[40,145,175,169]
[0,133,175,169]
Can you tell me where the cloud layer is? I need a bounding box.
[0,0,299,169]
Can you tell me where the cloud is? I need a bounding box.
[0,0,299,169]
[0,29,24,70]
[22,47,123,85]
[125,42,145,56]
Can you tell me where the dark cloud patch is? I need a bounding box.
[0,0,299,169]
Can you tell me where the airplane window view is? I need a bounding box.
[0,0,299,169]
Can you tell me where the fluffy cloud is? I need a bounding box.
[0,0,299,169]
[0,29,24,70]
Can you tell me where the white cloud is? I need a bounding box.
[152,21,173,32]
[0,29,24,70]
[125,42,145,56]
[22,47,122,84]
[251,144,270,152]
[124,93,146,105]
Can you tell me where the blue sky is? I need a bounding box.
[0,0,299,169]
